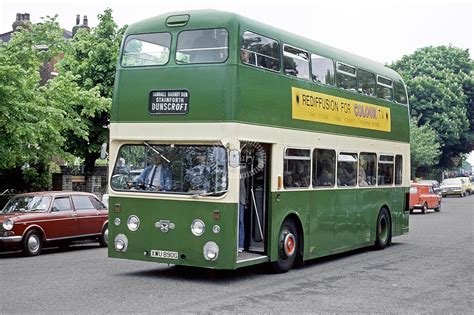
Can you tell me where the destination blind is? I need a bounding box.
[149,90,189,115]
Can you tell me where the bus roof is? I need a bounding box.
[125,9,403,82]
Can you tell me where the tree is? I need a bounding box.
[390,46,473,168]
[0,17,68,190]
[409,117,441,177]
[0,16,110,191]
[57,8,125,173]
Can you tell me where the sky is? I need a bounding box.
[1,0,472,64]
[1,0,473,166]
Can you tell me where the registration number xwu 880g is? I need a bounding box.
[150,250,178,260]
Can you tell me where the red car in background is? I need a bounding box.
[0,191,108,256]
[409,183,442,214]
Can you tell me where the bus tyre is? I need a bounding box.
[22,230,43,256]
[421,203,428,214]
[271,218,298,273]
[99,224,108,247]
[375,208,391,250]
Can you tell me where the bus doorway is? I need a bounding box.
[239,142,270,255]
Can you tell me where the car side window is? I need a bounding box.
[90,197,107,210]
[52,197,72,212]
[72,195,95,211]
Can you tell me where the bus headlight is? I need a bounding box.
[114,234,128,252]
[114,218,121,226]
[127,215,140,231]
[191,219,205,236]
[203,241,219,261]
[2,219,13,231]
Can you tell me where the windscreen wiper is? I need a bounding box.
[192,190,229,198]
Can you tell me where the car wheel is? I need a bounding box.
[435,202,441,212]
[22,230,43,256]
[99,224,108,247]
[271,218,298,273]
[421,203,428,214]
[375,208,391,250]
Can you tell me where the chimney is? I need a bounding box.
[72,14,90,36]
[12,12,30,31]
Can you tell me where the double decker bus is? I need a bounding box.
[108,10,410,272]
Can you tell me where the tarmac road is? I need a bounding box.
[1,194,472,313]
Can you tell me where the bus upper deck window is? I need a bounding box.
[311,54,335,85]
[376,76,393,101]
[240,31,280,72]
[336,62,357,91]
[283,45,310,80]
[176,28,228,64]
[394,81,408,105]
[357,69,376,96]
[121,33,171,67]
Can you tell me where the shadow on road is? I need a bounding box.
[0,243,102,259]
[117,242,407,282]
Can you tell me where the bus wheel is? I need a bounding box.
[375,208,391,250]
[421,203,428,214]
[271,218,298,273]
[23,230,43,256]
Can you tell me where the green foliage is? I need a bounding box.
[0,12,118,190]
[410,118,441,177]
[22,162,51,191]
[57,8,125,173]
[0,17,68,171]
[390,46,473,168]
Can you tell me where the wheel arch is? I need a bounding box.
[22,225,46,242]
[272,211,305,263]
[101,220,109,232]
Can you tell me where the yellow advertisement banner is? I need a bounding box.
[292,87,391,132]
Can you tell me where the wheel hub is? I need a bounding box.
[28,235,39,253]
[283,233,295,257]
[104,228,109,245]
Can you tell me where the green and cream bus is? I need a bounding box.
[108,10,410,272]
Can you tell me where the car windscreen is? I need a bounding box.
[442,179,462,185]
[111,144,228,195]
[1,196,51,213]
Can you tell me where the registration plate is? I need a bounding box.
[150,250,178,260]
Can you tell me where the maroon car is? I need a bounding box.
[0,191,108,256]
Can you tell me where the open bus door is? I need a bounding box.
[239,142,270,256]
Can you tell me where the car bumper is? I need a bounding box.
[0,236,22,243]
[441,191,462,196]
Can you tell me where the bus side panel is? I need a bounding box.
[355,188,377,245]
[237,66,283,126]
[391,187,409,237]
[333,189,357,250]
[308,190,335,258]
